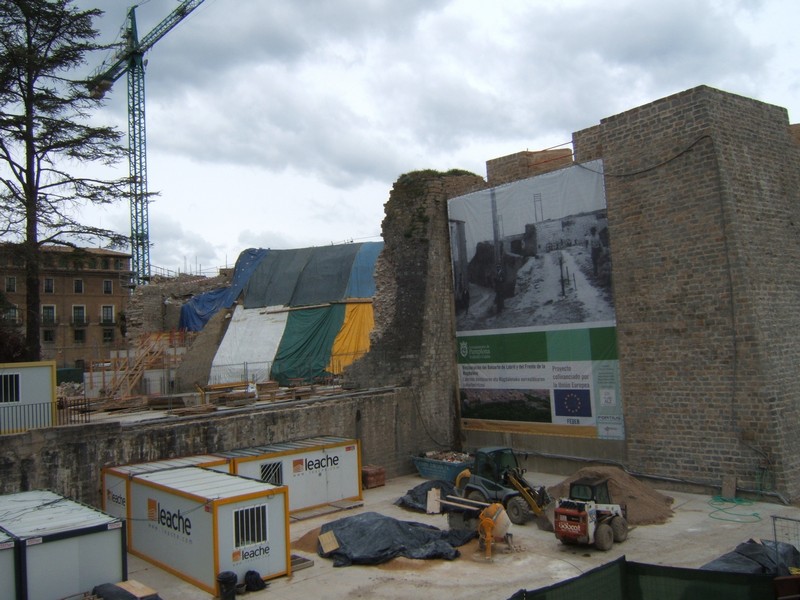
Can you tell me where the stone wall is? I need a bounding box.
[572,86,800,497]
[126,273,230,340]
[346,170,486,449]
[0,388,425,507]
[486,149,573,186]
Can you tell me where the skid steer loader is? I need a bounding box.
[553,476,628,550]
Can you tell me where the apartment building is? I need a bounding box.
[1,245,132,369]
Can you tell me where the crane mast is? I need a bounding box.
[89,0,206,286]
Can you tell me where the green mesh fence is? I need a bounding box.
[508,557,774,600]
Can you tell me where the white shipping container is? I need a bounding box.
[128,467,289,595]
[101,454,230,530]
[0,490,126,600]
[210,436,362,513]
[0,530,15,600]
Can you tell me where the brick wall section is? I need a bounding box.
[486,149,574,186]
[573,86,800,496]
[346,170,486,449]
[0,388,422,506]
[126,273,230,339]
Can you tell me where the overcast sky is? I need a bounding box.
[71,0,799,276]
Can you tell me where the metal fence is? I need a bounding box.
[206,350,370,386]
[773,515,800,551]
[0,398,91,435]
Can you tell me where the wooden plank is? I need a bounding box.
[461,418,597,438]
[116,579,158,599]
[318,531,339,554]
[291,554,315,571]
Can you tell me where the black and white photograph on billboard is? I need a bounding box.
[449,160,614,333]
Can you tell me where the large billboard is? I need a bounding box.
[448,159,623,439]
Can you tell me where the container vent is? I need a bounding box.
[260,461,283,486]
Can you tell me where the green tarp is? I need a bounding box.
[270,304,347,385]
[508,557,774,600]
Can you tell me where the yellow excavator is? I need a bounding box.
[455,447,553,530]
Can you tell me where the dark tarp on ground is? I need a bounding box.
[270,304,346,385]
[507,556,775,600]
[317,511,476,567]
[700,538,800,576]
[394,480,458,513]
[179,248,269,331]
[243,242,384,309]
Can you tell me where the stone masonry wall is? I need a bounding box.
[0,388,419,507]
[573,86,800,497]
[486,149,573,186]
[346,170,486,449]
[126,273,230,339]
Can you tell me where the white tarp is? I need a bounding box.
[209,305,288,384]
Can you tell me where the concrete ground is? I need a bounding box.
[125,472,800,600]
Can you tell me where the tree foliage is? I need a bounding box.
[0,0,130,360]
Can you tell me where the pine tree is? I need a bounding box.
[0,0,129,360]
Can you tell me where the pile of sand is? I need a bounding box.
[547,466,674,526]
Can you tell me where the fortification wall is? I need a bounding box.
[0,388,427,507]
[573,86,800,497]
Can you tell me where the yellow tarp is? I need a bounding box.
[327,303,374,374]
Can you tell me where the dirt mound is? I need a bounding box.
[547,466,674,526]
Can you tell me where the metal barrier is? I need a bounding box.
[0,398,91,435]
[772,515,800,569]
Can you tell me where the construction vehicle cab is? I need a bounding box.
[457,447,551,526]
[554,477,628,551]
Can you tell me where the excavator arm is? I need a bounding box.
[504,470,551,516]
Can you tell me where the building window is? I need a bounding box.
[73,279,83,294]
[42,305,56,326]
[73,329,85,344]
[102,328,114,343]
[101,305,114,324]
[0,373,20,403]
[233,504,268,548]
[42,329,55,343]
[103,279,113,294]
[3,306,18,324]
[72,305,86,326]
[5,276,16,293]
[114,259,123,270]
[43,278,54,294]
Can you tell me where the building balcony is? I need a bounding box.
[41,316,58,326]
[100,317,116,325]
[70,316,89,327]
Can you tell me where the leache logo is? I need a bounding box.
[106,488,125,507]
[147,498,192,536]
[233,544,270,562]
[292,455,340,474]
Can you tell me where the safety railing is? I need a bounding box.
[0,398,91,435]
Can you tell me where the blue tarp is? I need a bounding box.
[346,242,383,298]
[178,248,269,331]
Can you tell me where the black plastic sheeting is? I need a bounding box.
[394,479,459,513]
[317,511,476,567]
[700,538,800,576]
[92,583,162,600]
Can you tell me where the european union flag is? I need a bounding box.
[554,389,592,417]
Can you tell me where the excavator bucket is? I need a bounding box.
[536,501,555,532]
